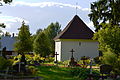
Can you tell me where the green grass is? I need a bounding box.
[36,66,78,80]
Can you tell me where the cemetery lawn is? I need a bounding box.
[36,65,77,80]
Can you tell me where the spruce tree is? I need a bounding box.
[14,21,32,54]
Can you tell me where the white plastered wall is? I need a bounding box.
[60,41,99,61]
[55,41,61,61]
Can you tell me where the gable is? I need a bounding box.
[54,15,94,40]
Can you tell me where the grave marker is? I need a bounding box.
[70,49,75,58]
[90,59,93,74]
[54,52,59,63]
[100,64,112,74]
[69,49,77,67]
[100,64,112,80]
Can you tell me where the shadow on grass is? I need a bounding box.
[36,66,77,80]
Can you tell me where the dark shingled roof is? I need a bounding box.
[54,15,94,40]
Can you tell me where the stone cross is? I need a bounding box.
[55,52,59,63]
[90,59,93,74]
[70,49,75,58]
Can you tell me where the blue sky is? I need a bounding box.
[0,0,97,35]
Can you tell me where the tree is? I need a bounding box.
[90,0,120,75]
[1,0,12,4]
[32,28,43,42]
[33,31,50,57]
[0,23,6,28]
[5,32,11,36]
[36,28,43,35]
[44,22,61,54]
[14,21,32,54]
[0,0,13,27]
[33,22,61,57]
[89,0,120,32]
[0,0,13,35]
[93,24,120,55]
[89,0,120,54]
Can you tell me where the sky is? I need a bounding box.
[0,0,97,35]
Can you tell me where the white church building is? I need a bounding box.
[54,15,99,61]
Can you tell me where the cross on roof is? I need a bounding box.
[76,2,78,15]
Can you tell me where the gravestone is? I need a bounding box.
[69,49,77,67]
[100,64,112,80]
[100,64,112,74]
[54,52,59,63]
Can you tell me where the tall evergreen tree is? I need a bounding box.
[14,21,32,54]
[89,0,120,32]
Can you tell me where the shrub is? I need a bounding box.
[102,50,120,75]
[77,56,90,68]
[70,67,100,80]
[62,60,70,66]
[94,56,101,64]
[0,57,12,70]
[48,57,54,62]
[25,54,42,64]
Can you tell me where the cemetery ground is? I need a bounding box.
[1,54,120,80]
[0,54,100,80]
[36,65,78,80]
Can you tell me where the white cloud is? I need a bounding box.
[0,15,29,23]
[0,15,29,29]
[5,23,12,29]
[11,1,90,11]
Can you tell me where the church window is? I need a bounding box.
[79,42,81,46]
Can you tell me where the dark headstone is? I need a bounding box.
[69,49,77,67]
[69,57,77,66]
[100,64,112,74]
